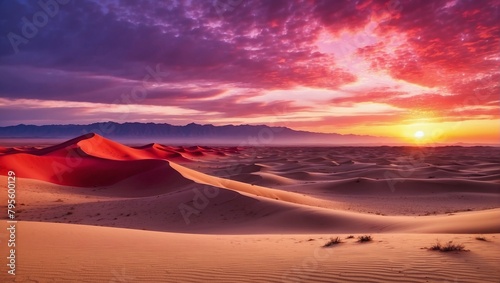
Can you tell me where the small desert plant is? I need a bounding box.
[429,242,442,251]
[346,235,354,239]
[357,235,372,242]
[475,236,488,241]
[323,237,343,247]
[429,241,467,252]
[442,242,466,252]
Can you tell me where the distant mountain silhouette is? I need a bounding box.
[0,122,391,145]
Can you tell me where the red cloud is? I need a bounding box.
[0,0,497,139]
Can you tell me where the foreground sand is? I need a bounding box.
[1,221,499,283]
[0,134,499,282]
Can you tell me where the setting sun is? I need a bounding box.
[414,130,425,139]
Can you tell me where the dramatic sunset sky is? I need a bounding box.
[0,0,499,144]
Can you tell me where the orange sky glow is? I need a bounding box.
[0,0,498,144]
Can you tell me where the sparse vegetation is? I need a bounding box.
[323,237,343,247]
[429,241,467,252]
[346,235,354,239]
[357,235,372,242]
[475,236,488,241]
[429,242,442,251]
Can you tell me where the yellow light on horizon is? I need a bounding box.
[414,130,425,139]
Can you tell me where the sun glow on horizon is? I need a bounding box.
[414,130,425,139]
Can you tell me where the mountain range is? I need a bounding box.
[0,122,392,145]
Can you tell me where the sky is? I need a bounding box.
[0,0,499,144]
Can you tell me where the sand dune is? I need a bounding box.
[2,172,499,235]
[1,134,499,282]
[133,143,191,161]
[1,134,499,233]
[168,161,330,207]
[0,152,188,187]
[0,134,213,188]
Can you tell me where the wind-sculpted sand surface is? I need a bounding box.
[0,134,499,282]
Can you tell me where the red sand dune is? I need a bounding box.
[0,134,244,197]
[0,134,208,187]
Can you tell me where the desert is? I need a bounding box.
[1,0,499,281]
[0,133,499,282]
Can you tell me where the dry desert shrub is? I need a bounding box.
[357,235,372,242]
[323,237,343,247]
[429,241,467,252]
[475,236,488,241]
